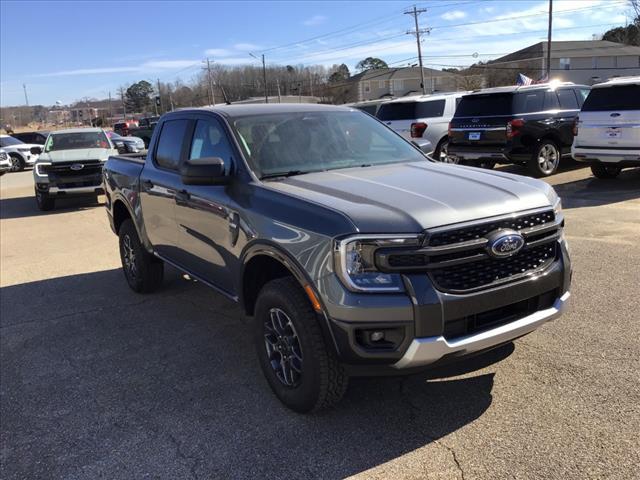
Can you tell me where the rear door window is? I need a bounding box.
[155,119,189,170]
[416,100,445,118]
[582,85,640,111]
[557,89,579,110]
[514,91,544,113]
[377,102,418,120]
[454,93,513,117]
[543,91,560,110]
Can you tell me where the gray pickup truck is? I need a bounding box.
[103,104,571,412]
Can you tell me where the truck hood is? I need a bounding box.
[39,148,116,163]
[265,161,557,233]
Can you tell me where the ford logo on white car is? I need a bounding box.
[70,163,84,171]
[487,230,525,258]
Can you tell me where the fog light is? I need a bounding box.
[370,331,385,342]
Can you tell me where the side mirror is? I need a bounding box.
[180,157,228,185]
[116,144,127,154]
[30,146,43,155]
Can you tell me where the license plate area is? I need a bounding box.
[468,132,481,140]
[606,128,621,138]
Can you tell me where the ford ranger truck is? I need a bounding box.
[103,105,571,413]
[32,128,117,211]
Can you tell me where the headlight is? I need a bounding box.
[553,197,562,215]
[333,235,420,292]
[35,162,51,177]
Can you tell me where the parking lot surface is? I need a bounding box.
[1,163,639,479]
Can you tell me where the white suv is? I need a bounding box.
[376,92,468,162]
[572,76,640,178]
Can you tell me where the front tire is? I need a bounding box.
[118,219,164,293]
[528,140,560,177]
[591,164,621,179]
[35,188,55,211]
[254,277,348,413]
[9,154,25,172]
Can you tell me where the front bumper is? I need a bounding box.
[394,291,569,368]
[320,239,571,371]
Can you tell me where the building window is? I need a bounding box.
[592,57,598,69]
[393,79,403,92]
[363,81,370,93]
[378,80,386,89]
[613,56,618,68]
[559,58,570,70]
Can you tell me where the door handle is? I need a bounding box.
[142,179,154,190]
[175,190,190,204]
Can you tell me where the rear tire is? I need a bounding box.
[254,277,348,413]
[528,140,560,177]
[118,219,164,293]
[591,164,621,179]
[35,188,55,211]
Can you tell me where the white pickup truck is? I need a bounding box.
[31,128,117,210]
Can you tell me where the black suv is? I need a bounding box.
[448,83,590,176]
[11,131,49,145]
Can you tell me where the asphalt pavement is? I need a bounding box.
[1,162,639,479]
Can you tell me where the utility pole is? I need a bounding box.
[23,84,29,106]
[250,53,268,103]
[108,91,112,121]
[546,0,553,81]
[119,87,126,120]
[276,78,282,103]
[405,5,431,95]
[157,78,163,114]
[204,58,216,106]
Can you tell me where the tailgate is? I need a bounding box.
[449,116,509,146]
[577,110,640,149]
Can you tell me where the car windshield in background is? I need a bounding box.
[455,93,513,117]
[0,136,24,147]
[377,99,446,120]
[45,131,110,152]
[582,85,640,111]
[233,111,426,178]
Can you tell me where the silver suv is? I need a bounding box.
[377,92,468,161]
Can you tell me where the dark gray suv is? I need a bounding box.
[103,104,571,412]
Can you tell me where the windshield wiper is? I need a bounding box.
[260,170,309,180]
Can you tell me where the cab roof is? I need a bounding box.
[173,103,354,119]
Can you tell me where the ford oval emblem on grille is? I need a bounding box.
[487,229,525,258]
[472,118,479,123]
[70,163,84,171]
[610,113,620,117]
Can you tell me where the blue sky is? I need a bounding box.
[0,0,631,106]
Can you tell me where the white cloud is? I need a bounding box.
[204,48,234,57]
[233,43,262,51]
[303,15,328,26]
[441,10,466,21]
[31,59,200,78]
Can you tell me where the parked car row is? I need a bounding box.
[350,76,639,179]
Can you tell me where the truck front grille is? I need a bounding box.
[376,209,562,293]
[42,160,103,177]
[430,243,556,292]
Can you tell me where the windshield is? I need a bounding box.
[0,136,24,147]
[455,93,513,117]
[45,131,110,152]
[233,110,426,178]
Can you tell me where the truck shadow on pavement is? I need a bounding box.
[0,194,103,220]
[0,267,507,479]
[551,167,640,209]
